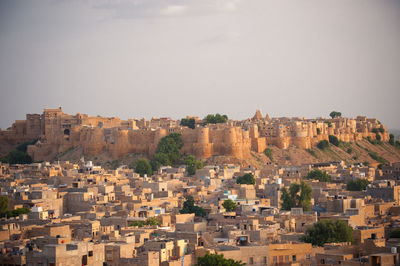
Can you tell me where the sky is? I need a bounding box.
[0,0,399,129]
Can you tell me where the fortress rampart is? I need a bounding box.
[0,108,390,161]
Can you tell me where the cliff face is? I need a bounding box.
[0,108,392,162]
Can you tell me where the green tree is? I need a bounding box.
[155,133,183,165]
[316,128,321,135]
[129,217,160,227]
[281,181,312,211]
[329,111,342,119]
[368,151,388,164]
[144,217,161,226]
[263,148,273,160]
[317,140,329,150]
[150,152,171,171]
[306,169,332,182]
[16,139,37,152]
[328,135,340,146]
[135,158,153,177]
[1,208,31,218]
[1,150,32,164]
[366,136,382,145]
[389,134,395,145]
[390,229,400,238]
[129,220,144,227]
[185,155,203,176]
[180,196,206,217]
[181,118,196,129]
[196,253,245,266]
[301,220,353,246]
[204,114,228,124]
[150,133,183,171]
[0,196,9,214]
[372,127,385,134]
[236,173,255,185]
[222,199,237,212]
[347,178,370,191]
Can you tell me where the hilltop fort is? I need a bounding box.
[0,108,390,162]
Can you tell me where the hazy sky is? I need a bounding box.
[0,0,399,129]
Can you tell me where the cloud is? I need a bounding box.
[160,5,187,16]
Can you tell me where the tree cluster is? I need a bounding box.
[180,196,206,217]
[222,199,237,212]
[236,173,255,185]
[263,148,273,161]
[329,111,342,119]
[150,133,183,171]
[301,220,353,246]
[196,253,245,266]
[306,169,332,182]
[389,134,395,145]
[372,127,385,134]
[368,151,388,164]
[1,140,37,165]
[0,196,30,218]
[180,118,196,129]
[129,217,160,227]
[185,155,203,176]
[347,178,370,191]
[135,158,153,177]
[281,181,312,211]
[1,150,32,164]
[371,127,385,142]
[390,229,400,238]
[366,136,382,145]
[317,140,329,150]
[328,135,339,146]
[389,134,400,147]
[204,114,228,124]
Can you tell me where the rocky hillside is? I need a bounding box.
[263,139,400,166]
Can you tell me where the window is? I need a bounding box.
[292,255,297,262]
[263,256,267,264]
[89,251,93,257]
[249,257,254,264]
[285,255,289,261]
[306,254,311,260]
[273,256,277,263]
